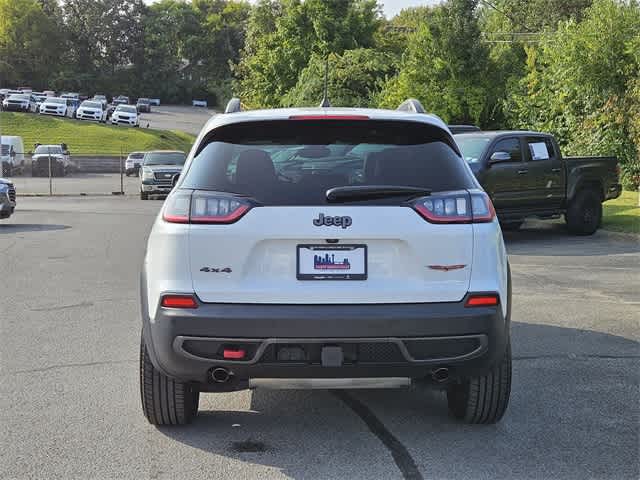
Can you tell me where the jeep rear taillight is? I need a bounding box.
[413,191,495,224]
[163,191,252,224]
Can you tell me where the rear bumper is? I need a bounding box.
[141,272,510,388]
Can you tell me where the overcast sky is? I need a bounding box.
[143,1,441,19]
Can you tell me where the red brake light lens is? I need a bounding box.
[413,191,495,224]
[163,191,252,224]
[161,294,198,309]
[465,294,500,307]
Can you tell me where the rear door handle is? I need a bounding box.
[517,169,528,175]
[551,168,562,173]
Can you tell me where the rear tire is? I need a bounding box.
[140,333,199,425]
[140,191,148,200]
[566,189,602,235]
[446,344,512,424]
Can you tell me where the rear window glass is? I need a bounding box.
[181,120,474,205]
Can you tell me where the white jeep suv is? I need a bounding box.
[140,100,512,426]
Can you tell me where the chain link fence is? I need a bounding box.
[1,146,145,196]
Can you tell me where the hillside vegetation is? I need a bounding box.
[0,112,194,155]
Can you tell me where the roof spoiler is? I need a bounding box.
[224,97,242,114]
[397,98,426,114]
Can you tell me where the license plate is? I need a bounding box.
[297,244,367,280]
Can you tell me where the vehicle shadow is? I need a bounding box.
[503,220,639,256]
[155,322,640,480]
[0,223,70,234]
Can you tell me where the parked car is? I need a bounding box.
[113,95,130,105]
[2,93,36,112]
[149,98,161,106]
[76,100,105,122]
[32,93,47,109]
[0,177,16,220]
[1,136,25,176]
[136,98,152,113]
[192,99,207,107]
[39,97,77,118]
[111,104,139,127]
[139,150,186,199]
[61,92,80,101]
[31,144,71,177]
[43,90,56,97]
[92,94,108,109]
[139,99,512,426]
[125,151,145,176]
[455,130,622,234]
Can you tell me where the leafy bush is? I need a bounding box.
[621,161,640,191]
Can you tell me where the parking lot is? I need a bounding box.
[1,196,638,480]
[143,105,216,135]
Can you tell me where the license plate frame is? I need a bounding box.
[296,244,367,281]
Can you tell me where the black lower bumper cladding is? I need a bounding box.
[140,269,510,387]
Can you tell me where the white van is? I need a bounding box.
[0,135,25,176]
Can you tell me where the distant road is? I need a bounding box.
[140,105,217,135]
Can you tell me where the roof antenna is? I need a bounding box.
[319,55,331,108]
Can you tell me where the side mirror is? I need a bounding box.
[489,151,512,164]
[171,174,180,188]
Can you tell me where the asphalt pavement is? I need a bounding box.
[142,105,217,135]
[1,197,638,480]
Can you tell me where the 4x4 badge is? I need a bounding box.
[313,213,352,229]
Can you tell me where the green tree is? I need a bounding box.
[507,0,640,185]
[378,0,492,125]
[234,0,380,108]
[284,49,395,107]
[0,0,64,88]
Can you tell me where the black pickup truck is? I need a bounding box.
[454,130,622,235]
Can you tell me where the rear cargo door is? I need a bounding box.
[182,119,477,305]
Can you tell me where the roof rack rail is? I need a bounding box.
[397,99,426,114]
[224,97,242,114]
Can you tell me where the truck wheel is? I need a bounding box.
[447,344,512,424]
[140,333,199,425]
[1,161,11,177]
[566,189,602,235]
[140,191,148,200]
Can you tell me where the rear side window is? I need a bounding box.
[181,120,474,205]
[525,137,555,161]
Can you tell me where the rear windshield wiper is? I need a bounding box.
[326,185,432,203]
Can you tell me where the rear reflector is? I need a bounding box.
[465,294,500,307]
[288,114,370,121]
[223,348,246,360]
[161,294,198,309]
